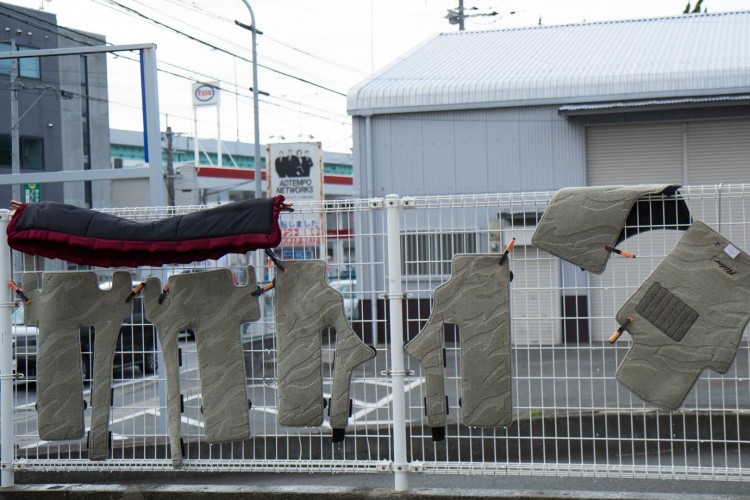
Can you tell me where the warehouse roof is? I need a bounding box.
[348,11,750,116]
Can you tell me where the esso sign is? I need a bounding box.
[191,82,221,106]
[195,86,215,101]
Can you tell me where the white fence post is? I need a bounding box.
[385,194,409,491]
[0,210,14,487]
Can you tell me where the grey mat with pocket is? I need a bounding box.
[532,185,670,274]
[142,267,259,468]
[23,271,131,447]
[615,221,750,410]
[274,260,376,435]
[404,254,512,433]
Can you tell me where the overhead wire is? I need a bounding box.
[0,2,352,148]
[93,0,348,97]
[0,3,350,126]
[166,0,368,76]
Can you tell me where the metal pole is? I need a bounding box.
[240,0,263,198]
[365,117,378,348]
[140,46,165,206]
[193,108,199,166]
[0,210,15,487]
[385,194,408,491]
[10,40,20,202]
[216,102,222,168]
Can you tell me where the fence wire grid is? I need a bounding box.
[7,184,750,482]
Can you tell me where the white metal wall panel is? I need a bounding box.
[686,119,750,236]
[586,123,684,186]
[511,246,561,345]
[687,119,750,184]
[371,107,585,197]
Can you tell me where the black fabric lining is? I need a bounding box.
[14,198,275,241]
[616,186,693,246]
[635,282,699,342]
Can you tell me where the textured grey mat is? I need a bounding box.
[404,254,512,433]
[22,272,132,445]
[532,185,670,274]
[615,221,750,410]
[274,260,376,435]
[142,267,259,468]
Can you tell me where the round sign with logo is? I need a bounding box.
[192,82,220,106]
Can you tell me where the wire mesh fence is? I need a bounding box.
[6,184,750,482]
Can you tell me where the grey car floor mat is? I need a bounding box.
[274,260,376,440]
[22,271,132,448]
[142,267,259,468]
[532,185,688,274]
[615,221,750,410]
[404,254,512,440]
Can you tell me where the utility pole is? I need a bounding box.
[165,126,175,206]
[238,1,263,199]
[445,2,500,30]
[10,39,20,202]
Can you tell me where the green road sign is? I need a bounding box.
[24,183,40,203]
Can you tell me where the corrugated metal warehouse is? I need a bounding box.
[347,11,750,344]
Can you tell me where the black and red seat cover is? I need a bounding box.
[7,196,285,268]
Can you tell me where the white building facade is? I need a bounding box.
[348,11,750,344]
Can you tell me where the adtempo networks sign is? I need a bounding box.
[267,142,324,247]
[191,81,221,107]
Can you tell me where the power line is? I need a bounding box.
[0,3,350,125]
[165,0,367,76]
[94,0,347,97]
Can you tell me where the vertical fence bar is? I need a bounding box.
[0,210,14,487]
[385,194,409,491]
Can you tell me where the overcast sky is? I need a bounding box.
[5,0,750,154]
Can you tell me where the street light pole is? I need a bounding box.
[239,0,263,199]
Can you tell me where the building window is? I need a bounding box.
[0,135,10,166]
[0,134,44,169]
[0,42,41,80]
[21,136,44,169]
[401,231,478,276]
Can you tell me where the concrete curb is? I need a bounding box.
[1,484,746,500]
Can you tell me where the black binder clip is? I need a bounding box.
[265,249,286,273]
[157,283,170,305]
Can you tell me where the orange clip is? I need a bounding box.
[8,280,30,304]
[499,237,516,266]
[125,282,145,303]
[8,200,23,210]
[609,316,633,344]
[252,281,276,297]
[604,245,636,259]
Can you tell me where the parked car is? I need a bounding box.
[326,265,357,280]
[12,296,157,383]
[329,279,360,320]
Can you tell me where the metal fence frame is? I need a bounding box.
[2,184,750,491]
